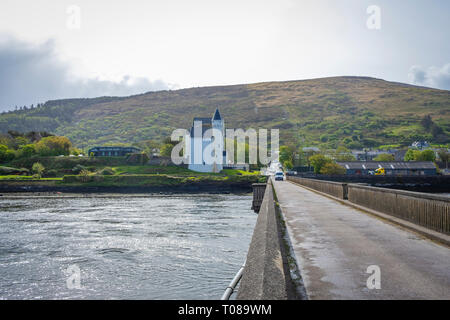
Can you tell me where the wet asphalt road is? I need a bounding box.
[273,180,450,300]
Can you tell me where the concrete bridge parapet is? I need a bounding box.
[287,176,348,199]
[237,179,298,300]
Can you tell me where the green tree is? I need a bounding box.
[70,148,83,156]
[5,150,15,162]
[416,149,436,162]
[283,159,293,169]
[0,144,15,163]
[404,149,436,162]
[18,144,36,158]
[404,149,420,161]
[303,149,319,167]
[279,145,294,165]
[14,136,29,148]
[35,136,72,156]
[373,153,395,161]
[32,162,45,178]
[309,154,332,174]
[320,162,346,175]
[160,143,174,157]
[0,144,8,161]
[437,149,449,168]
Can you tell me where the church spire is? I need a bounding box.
[213,108,222,121]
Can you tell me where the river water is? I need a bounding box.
[0,194,257,299]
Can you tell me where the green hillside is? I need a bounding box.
[0,76,449,149]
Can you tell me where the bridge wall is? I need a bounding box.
[287,174,450,193]
[237,179,293,300]
[287,176,347,199]
[347,184,450,235]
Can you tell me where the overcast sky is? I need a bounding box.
[0,0,449,111]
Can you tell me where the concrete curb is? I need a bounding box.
[287,180,450,248]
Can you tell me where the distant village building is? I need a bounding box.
[151,148,160,157]
[411,141,430,150]
[350,149,405,161]
[88,146,141,157]
[351,150,389,161]
[336,161,437,176]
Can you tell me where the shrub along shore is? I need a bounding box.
[0,174,265,193]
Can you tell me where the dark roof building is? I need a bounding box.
[88,146,141,157]
[336,161,437,176]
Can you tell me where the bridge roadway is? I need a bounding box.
[273,179,450,300]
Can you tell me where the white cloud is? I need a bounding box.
[0,35,171,111]
[408,63,450,90]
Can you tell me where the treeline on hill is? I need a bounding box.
[0,97,126,135]
[0,77,448,149]
[304,111,448,149]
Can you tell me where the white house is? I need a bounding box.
[186,109,227,173]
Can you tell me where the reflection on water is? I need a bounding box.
[0,194,256,299]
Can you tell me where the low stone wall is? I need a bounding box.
[347,184,450,235]
[287,176,347,199]
[237,179,292,300]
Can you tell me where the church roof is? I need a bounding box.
[213,108,222,120]
[190,110,222,137]
[193,117,212,124]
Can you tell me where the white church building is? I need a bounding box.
[185,109,227,173]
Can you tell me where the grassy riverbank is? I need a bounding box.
[0,172,265,186]
[0,174,266,194]
[0,156,266,192]
[60,174,265,187]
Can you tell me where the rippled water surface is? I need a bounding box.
[0,194,256,299]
